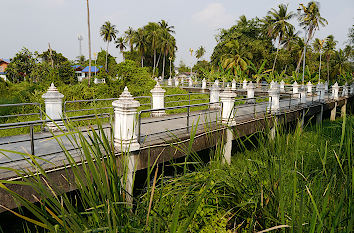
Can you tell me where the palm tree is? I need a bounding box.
[266,4,295,72]
[333,49,350,77]
[297,1,328,82]
[115,37,126,61]
[145,22,161,76]
[220,40,249,75]
[86,0,92,86]
[195,46,206,60]
[282,26,300,51]
[159,30,176,79]
[133,28,147,67]
[100,21,118,70]
[313,38,325,82]
[324,35,337,82]
[158,20,175,34]
[124,27,135,52]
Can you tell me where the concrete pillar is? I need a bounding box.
[270,80,275,89]
[330,102,337,121]
[223,128,233,165]
[269,83,280,113]
[307,81,313,95]
[181,77,184,86]
[220,86,237,124]
[168,77,172,86]
[174,78,179,87]
[42,83,65,131]
[316,83,325,102]
[341,99,347,117]
[280,80,285,93]
[332,82,339,100]
[112,86,140,152]
[247,81,255,103]
[316,104,323,124]
[150,82,166,117]
[300,85,307,105]
[231,79,236,91]
[215,79,219,87]
[293,81,300,98]
[189,78,193,87]
[202,78,207,89]
[210,81,220,109]
[242,79,247,89]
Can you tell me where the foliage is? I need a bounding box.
[5,47,36,82]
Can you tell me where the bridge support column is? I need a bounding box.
[316,104,323,124]
[210,81,220,109]
[112,87,140,204]
[42,83,65,131]
[330,102,337,121]
[223,128,233,164]
[341,99,347,117]
[150,82,166,117]
[202,78,207,89]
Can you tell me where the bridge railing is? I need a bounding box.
[137,102,222,143]
[165,93,210,107]
[0,113,111,159]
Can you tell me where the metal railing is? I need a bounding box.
[165,93,210,107]
[0,102,42,121]
[137,102,222,143]
[0,113,111,161]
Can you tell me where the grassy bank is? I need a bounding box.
[0,115,352,232]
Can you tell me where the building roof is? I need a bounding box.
[0,58,10,64]
[0,72,6,75]
[72,65,83,70]
[82,66,102,73]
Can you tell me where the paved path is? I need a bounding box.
[0,95,325,179]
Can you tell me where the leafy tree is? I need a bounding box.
[145,22,161,76]
[100,21,118,70]
[124,27,135,52]
[332,49,350,77]
[158,19,175,34]
[313,38,325,81]
[6,47,36,82]
[115,37,126,60]
[192,60,210,78]
[265,4,295,72]
[159,30,176,78]
[195,46,206,60]
[133,28,147,67]
[324,35,337,82]
[220,40,249,75]
[178,61,190,74]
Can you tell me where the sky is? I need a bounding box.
[1,0,353,67]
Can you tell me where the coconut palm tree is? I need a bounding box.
[159,30,176,79]
[220,40,249,75]
[145,22,161,76]
[158,20,175,34]
[324,35,337,82]
[195,46,206,60]
[297,1,328,82]
[133,28,147,67]
[282,26,300,51]
[86,0,92,86]
[100,21,118,70]
[332,49,350,77]
[266,4,295,72]
[115,37,126,61]
[313,38,325,82]
[124,27,135,52]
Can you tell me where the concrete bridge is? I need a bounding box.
[0,79,353,212]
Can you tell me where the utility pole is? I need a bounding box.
[78,35,83,57]
[48,43,54,68]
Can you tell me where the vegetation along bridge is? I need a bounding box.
[0,79,353,212]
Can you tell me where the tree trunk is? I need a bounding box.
[86,0,92,86]
[105,41,109,71]
[327,57,330,83]
[272,39,281,73]
[318,51,322,82]
[141,55,144,67]
[152,48,156,77]
[162,53,166,79]
[295,50,304,74]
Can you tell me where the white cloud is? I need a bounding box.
[193,3,233,28]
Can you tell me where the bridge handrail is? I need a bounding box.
[0,102,43,120]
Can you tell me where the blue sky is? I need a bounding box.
[2,0,353,66]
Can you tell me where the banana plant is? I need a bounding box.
[248,60,271,83]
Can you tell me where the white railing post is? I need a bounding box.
[332,82,339,100]
[112,86,140,152]
[307,81,313,95]
[210,81,220,109]
[220,86,236,125]
[280,80,285,93]
[350,83,354,95]
[231,79,236,91]
[342,83,348,97]
[242,79,247,89]
[324,81,328,93]
[168,77,172,86]
[300,85,307,105]
[247,81,255,103]
[174,78,179,87]
[215,79,219,87]
[189,77,193,87]
[269,83,280,113]
[293,81,300,98]
[150,81,166,117]
[42,83,65,131]
[202,78,207,89]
